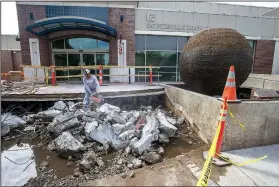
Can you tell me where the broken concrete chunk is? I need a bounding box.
[158,133,170,144]
[140,106,152,111]
[23,126,35,132]
[166,117,176,125]
[88,123,129,150]
[157,147,164,155]
[96,158,105,168]
[85,121,98,140]
[128,117,137,124]
[1,113,27,130]
[112,122,135,135]
[47,141,56,151]
[133,111,140,119]
[67,101,75,109]
[141,152,161,164]
[54,132,85,156]
[142,116,159,137]
[53,112,75,124]
[85,111,100,118]
[119,130,136,141]
[132,158,142,169]
[48,117,80,136]
[54,101,67,111]
[74,135,85,144]
[129,137,139,147]
[82,116,96,123]
[176,117,185,126]
[99,103,120,114]
[74,109,86,120]
[1,126,10,137]
[121,111,134,121]
[156,112,177,137]
[133,133,159,155]
[111,114,126,124]
[79,151,97,172]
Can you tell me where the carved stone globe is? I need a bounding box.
[179,28,253,96]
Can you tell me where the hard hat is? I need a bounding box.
[84,69,90,75]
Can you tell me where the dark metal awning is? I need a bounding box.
[25,16,117,37]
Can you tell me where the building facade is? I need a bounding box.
[15,2,279,82]
[1,35,22,79]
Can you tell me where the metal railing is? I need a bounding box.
[19,65,163,85]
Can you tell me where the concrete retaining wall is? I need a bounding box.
[241,73,279,90]
[163,84,279,151]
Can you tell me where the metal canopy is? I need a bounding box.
[25,16,117,37]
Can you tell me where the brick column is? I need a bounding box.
[253,40,275,74]
[17,4,50,66]
[108,8,135,66]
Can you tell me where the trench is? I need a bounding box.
[1,94,204,186]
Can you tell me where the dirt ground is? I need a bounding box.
[81,154,197,186]
[81,145,230,186]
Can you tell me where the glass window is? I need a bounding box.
[146,35,176,51]
[135,51,146,82]
[52,39,64,49]
[146,51,177,82]
[135,35,145,50]
[54,54,67,81]
[248,40,255,50]
[66,38,97,49]
[146,51,176,66]
[96,53,109,66]
[83,54,97,78]
[178,37,188,51]
[68,54,81,81]
[54,54,67,66]
[98,40,109,50]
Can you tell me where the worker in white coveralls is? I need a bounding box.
[83,69,100,110]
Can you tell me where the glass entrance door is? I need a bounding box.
[68,54,81,81]
[83,54,97,76]
[54,52,109,82]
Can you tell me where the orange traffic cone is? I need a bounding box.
[220,66,241,102]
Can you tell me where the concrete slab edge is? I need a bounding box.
[176,154,219,186]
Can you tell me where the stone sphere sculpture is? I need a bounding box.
[179,28,253,96]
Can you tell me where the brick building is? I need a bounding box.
[14,2,279,83]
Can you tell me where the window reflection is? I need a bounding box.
[98,40,109,49]
[66,38,97,49]
[52,37,109,50]
[146,51,177,82]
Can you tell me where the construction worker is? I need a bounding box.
[83,69,100,110]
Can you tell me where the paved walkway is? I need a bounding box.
[36,83,163,94]
[217,144,279,186]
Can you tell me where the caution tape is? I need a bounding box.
[196,101,226,186]
[197,102,267,186]
[196,122,221,186]
[216,153,268,167]
[227,104,246,132]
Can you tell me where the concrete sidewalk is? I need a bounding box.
[217,144,279,186]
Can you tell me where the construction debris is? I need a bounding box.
[1,101,198,187]
[1,113,27,137]
[1,80,41,95]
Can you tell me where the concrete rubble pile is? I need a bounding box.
[3,101,188,187]
[1,80,40,95]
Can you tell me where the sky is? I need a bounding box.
[1,2,279,35]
